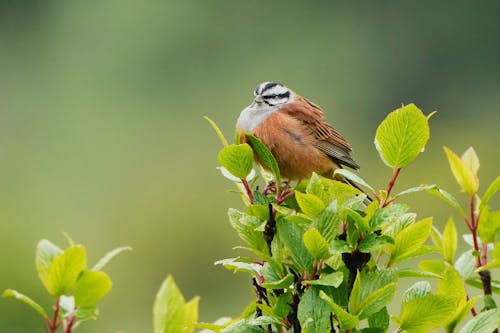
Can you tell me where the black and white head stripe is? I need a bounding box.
[254,82,291,106]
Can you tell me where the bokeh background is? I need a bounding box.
[1,1,499,332]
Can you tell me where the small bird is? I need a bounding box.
[237,82,359,180]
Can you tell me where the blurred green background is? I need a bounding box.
[1,1,499,332]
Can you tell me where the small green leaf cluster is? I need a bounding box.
[3,237,130,333]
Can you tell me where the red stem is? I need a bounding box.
[382,167,401,207]
[48,298,60,333]
[241,178,254,204]
[64,316,76,333]
[468,196,482,267]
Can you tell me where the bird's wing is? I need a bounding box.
[280,96,360,170]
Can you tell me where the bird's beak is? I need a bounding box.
[254,95,264,104]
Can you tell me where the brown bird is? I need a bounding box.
[236,82,359,180]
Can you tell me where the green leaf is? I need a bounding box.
[458,308,500,333]
[374,103,430,168]
[92,246,131,271]
[481,175,500,210]
[73,270,112,307]
[357,283,397,319]
[402,282,431,303]
[244,133,281,184]
[368,307,390,331]
[426,185,467,217]
[153,275,198,333]
[394,294,456,333]
[220,319,265,333]
[443,146,478,195]
[358,234,394,252]
[303,272,343,287]
[396,184,437,197]
[334,169,375,192]
[2,289,48,319]
[437,266,466,306]
[306,173,361,205]
[314,203,341,243]
[389,217,433,266]
[228,209,267,253]
[455,250,476,279]
[297,286,331,333]
[45,246,87,296]
[319,290,359,330]
[478,206,500,244]
[261,273,294,290]
[445,296,480,333]
[278,217,314,273]
[36,239,63,287]
[214,257,261,275]
[369,203,409,230]
[204,116,228,147]
[303,228,330,259]
[217,144,254,179]
[461,147,480,176]
[442,217,457,263]
[295,192,325,218]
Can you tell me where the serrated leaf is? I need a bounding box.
[389,217,433,266]
[92,246,131,271]
[303,228,330,259]
[220,319,265,333]
[319,290,359,330]
[374,103,430,168]
[457,308,500,333]
[295,192,325,218]
[303,272,343,287]
[297,287,331,333]
[395,294,456,333]
[217,144,254,179]
[334,169,375,192]
[204,116,229,147]
[402,282,432,303]
[73,270,112,307]
[481,176,500,210]
[369,203,409,230]
[444,146,478,195]
[245,133,281,184]
[442,217,457,263]
[2,289,48,319]
[153,275,198,333]
[45,246,86,296]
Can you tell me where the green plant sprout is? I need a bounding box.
[3,236,130,333]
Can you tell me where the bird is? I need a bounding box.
[236,82,359,181]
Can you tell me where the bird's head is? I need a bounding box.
[253,82,292,107]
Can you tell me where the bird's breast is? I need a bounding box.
[237,105,278,132]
